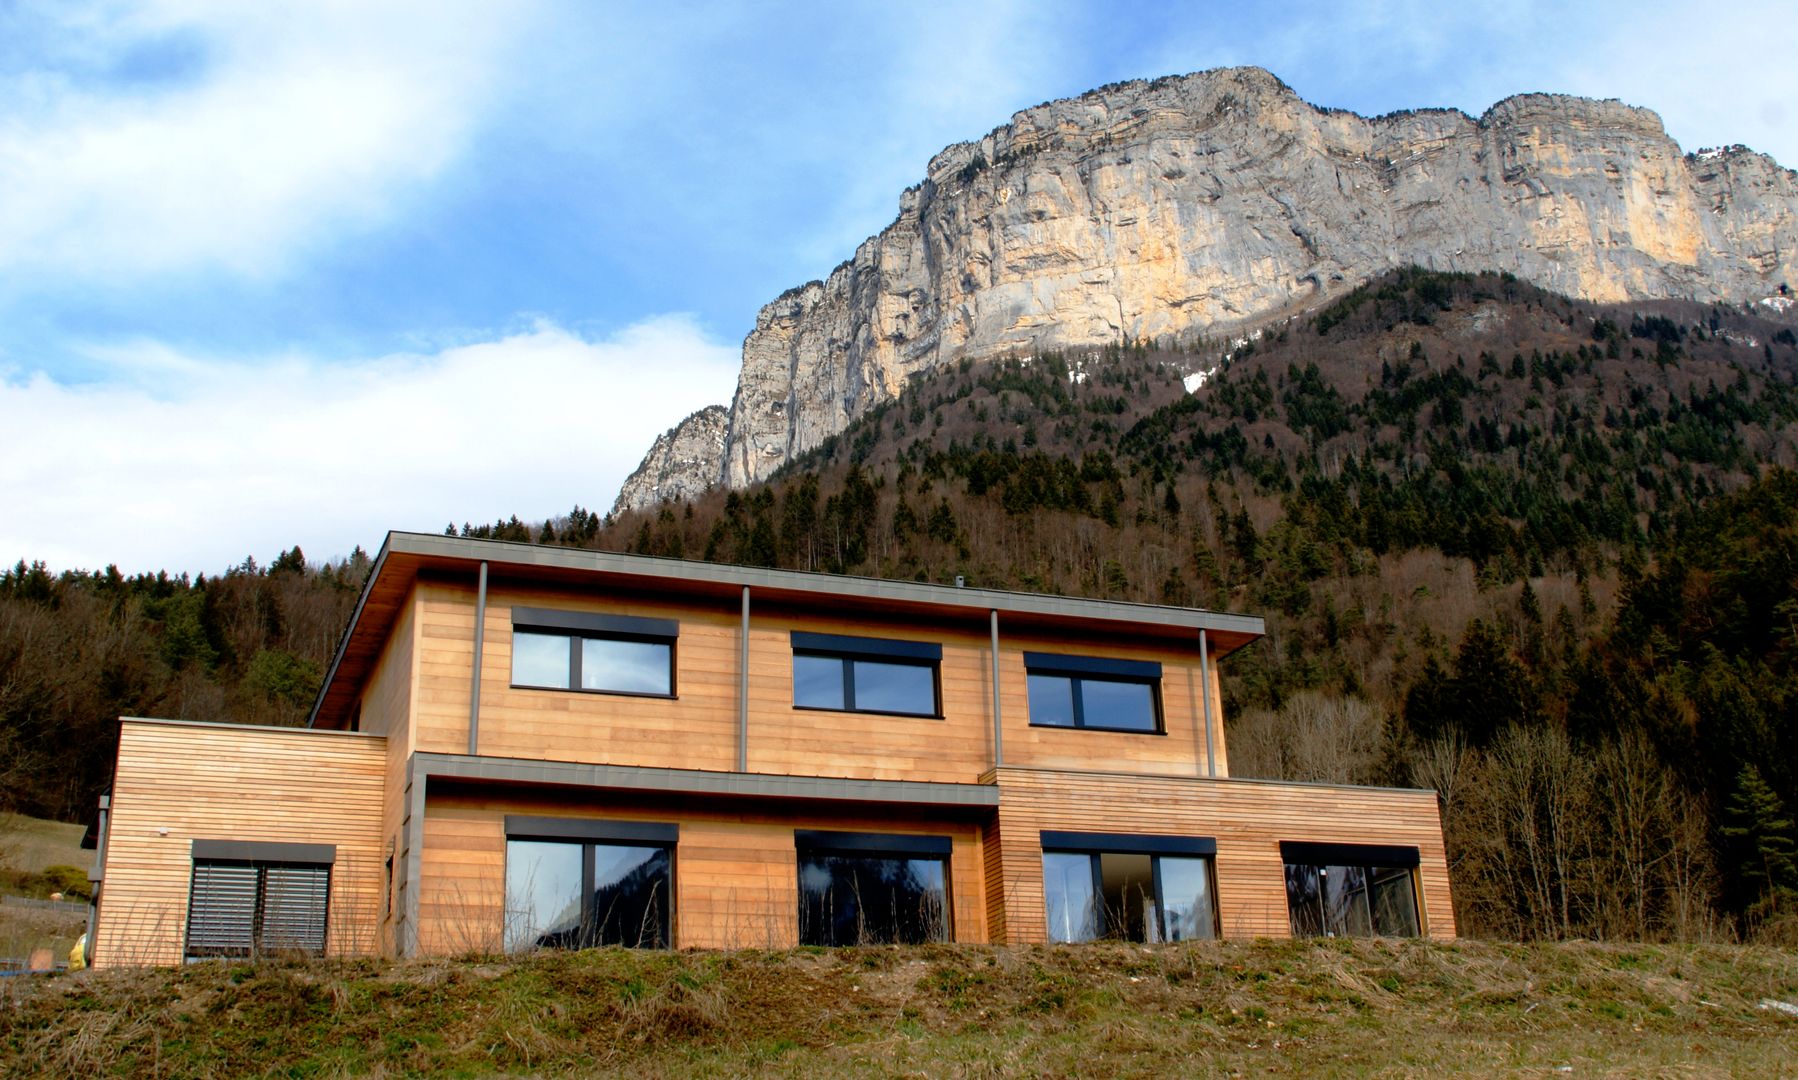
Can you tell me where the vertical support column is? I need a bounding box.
[467,561,488,756]
[738,585,751,772]
[398,760,426,957]
[86,794,110,966]
[990,609,1004,768]
[1199,629,1216,778]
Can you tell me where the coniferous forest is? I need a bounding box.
[5,270,1797,943]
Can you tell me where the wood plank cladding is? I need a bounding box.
[95,720,387,968]
[414,788,989,953]
[986,767,1456,944]
[400,577,1233,785]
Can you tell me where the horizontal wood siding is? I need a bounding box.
[744,611,991,783]
[988,767,1454,944]
[95,721,387,967]
[996,628,1218,778]
[415,789,989,954]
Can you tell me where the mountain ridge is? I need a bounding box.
[614,65,1797,515]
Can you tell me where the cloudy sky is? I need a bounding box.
[3,1,1794,575]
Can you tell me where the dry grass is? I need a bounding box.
[3,937,1794,1078]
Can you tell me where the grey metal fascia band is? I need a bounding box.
[990,609,1003,768]
[1199,629,1215,778]
[469,561,487,756]
[414,752,999,808]
[1040,830,1216,857]
[380,532,1265,637]
[191,839,338,865]
[738,586,750,772]
[512,607,680,640]
[504,816,679,844]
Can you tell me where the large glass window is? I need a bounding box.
[504,818,675,951]
[795,831,951,945]
[1281,842,1420,938]
[510,608,677,697]
[791,632,941,718]
[1039,832,1216,943]
[1024,652,1162,733]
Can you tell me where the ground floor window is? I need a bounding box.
[185,839,335,960]
[1280,841,1420,938]
[504,817,675,951]
[796,830,951,945]
[1040,831,1217,943]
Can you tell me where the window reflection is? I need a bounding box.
[1284,861,1418,937]
[1027,674,1077,727]
[1080,680,1156,731]
[853,660,936,714]
[793,654,846,709]
[512,633,572,690]
[797,853,947,945]
[1042,852,1098,942]
[1157,856,1217,942]
[581,638,672,695]
[505,840,584,952]
[1042,848,1216,942]
[505,839,672,952]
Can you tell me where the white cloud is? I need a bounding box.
[0,0,535,280]
[0,315,741,574]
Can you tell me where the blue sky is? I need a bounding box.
[3,0,1794,574]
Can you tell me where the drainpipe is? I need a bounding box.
[738,586,750,772]
[1199,629,1216,777]
[467,561,487,756]
[990,609,1003,768]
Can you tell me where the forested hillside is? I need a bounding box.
[5,271,1796,943]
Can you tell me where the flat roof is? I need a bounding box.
[309,531,1265,728]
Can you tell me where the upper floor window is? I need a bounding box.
[511,607,677,697]
[1025,652,1162,733]
[791,632,941,718]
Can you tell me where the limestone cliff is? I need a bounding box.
[610,405,728,515]
[615,66,1798,513]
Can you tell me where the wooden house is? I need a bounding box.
[88,532,1452,965]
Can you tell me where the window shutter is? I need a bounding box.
[187,863,258,956]
[260,865,331,954]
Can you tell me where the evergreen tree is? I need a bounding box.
[1721,765,1798,920]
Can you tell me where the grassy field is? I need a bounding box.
[0,813,86,878]
[3,937,1795,1078]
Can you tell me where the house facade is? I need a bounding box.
[89,532,1453,966]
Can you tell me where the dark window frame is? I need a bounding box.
[1039,831,1219,942]
[184,840,336,960]
[503,816,679,951]
[1024,652,1165,734]
[790,631,944,719]
[510,607,679,699]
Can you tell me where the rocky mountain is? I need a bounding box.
[614,65,1798,514]
[612,405,728,515]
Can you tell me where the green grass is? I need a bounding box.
[0,813,87,879]
[3,938,1796,1077]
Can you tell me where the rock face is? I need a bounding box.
[615,66,1798,512]
[610,405,728,516]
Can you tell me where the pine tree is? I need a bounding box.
[1721,765,1798,920]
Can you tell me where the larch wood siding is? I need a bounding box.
[986,767,1455,944]
[95,721,387,967]
[361,585,417,954]
[414,789,990,953]
[400,582,1236,784]
[994,628,1226,778]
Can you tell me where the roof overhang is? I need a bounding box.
[309,531,1266,728]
